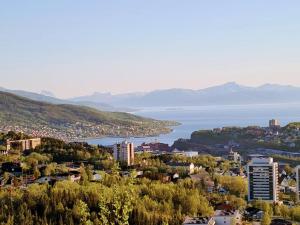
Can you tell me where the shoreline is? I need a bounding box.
[73,127,177,143]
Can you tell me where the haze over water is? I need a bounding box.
[87,103,300,146]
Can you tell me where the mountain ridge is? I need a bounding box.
[4,82,300,108]
[68,82,300,107]
[0,87,133,112]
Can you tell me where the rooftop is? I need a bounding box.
[183,217,214,225]
[249,157,274,165]
[214,210,238,217]
[271,219,292,225]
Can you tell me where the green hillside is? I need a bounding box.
[0,91,177,140]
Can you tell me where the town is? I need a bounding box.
[0,120,175,142]
[173,119,300,160]
[1,119,300,225]
[3,0,300,224]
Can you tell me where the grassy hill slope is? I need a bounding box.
[0,92,177,140]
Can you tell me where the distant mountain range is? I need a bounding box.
[3,82,300,109]
[0,92,176,140]
[69,82,300,107]
[0,87,133,112]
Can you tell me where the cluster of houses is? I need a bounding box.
[1,132,300,225]
[136,142,170,152]
[0,161,102,188]
[210,119,300,153]
[183,203,294,225]
[181,153,300,225]
[183,212,292,225]
[183,203,263,225]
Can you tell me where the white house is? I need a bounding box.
[92,173,102,182]
[183,151,199,157]
[35,176,52,184]
[213,210,241,225]
[167,162,200,174]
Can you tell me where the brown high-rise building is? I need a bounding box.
[269,119,280,128]
[113,141,134,166]
[6,138,41,151]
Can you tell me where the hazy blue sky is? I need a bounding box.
[1,1,300,98]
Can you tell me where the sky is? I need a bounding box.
[1,1,300,98]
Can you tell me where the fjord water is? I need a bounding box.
[87,103,300,146]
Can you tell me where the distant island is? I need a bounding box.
[0,92,179,141]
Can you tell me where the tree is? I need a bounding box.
[25,153,50,168]
[284,165,293,176]
[290,206,300,221]
[280,205,290,219]
[72,200,92,225]
[44,163,57,176]
[3,172,10,185]
[33,166,41,179]
[98,185,135,225]
[5,215,14,225]
[261,213,271,225]
[261,202,272,216]
[273,205,281,217]
[218,176,248,197]
[55,202,64,214]
[86,165,94,181]
[220,161,230,173]
[80,164,89,185]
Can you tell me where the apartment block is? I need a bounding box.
[247,157,279,202]
[113,141,135,166]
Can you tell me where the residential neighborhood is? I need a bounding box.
[1,126,300,224]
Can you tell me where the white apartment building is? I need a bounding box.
[247,157,279,202]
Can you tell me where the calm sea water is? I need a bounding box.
[87,103,300,146]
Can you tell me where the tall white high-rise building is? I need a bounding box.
[113,141,135,166]
[296,166,300,202]
[247,157,279,202]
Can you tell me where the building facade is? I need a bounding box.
[6,138,41,151]
[113,141,135,166]
[213,210,241,225]
[269,119,280,129]
[247,157,279,202]
[296,165,300,202]
[183,151,199,157]
[228,149,241,164]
